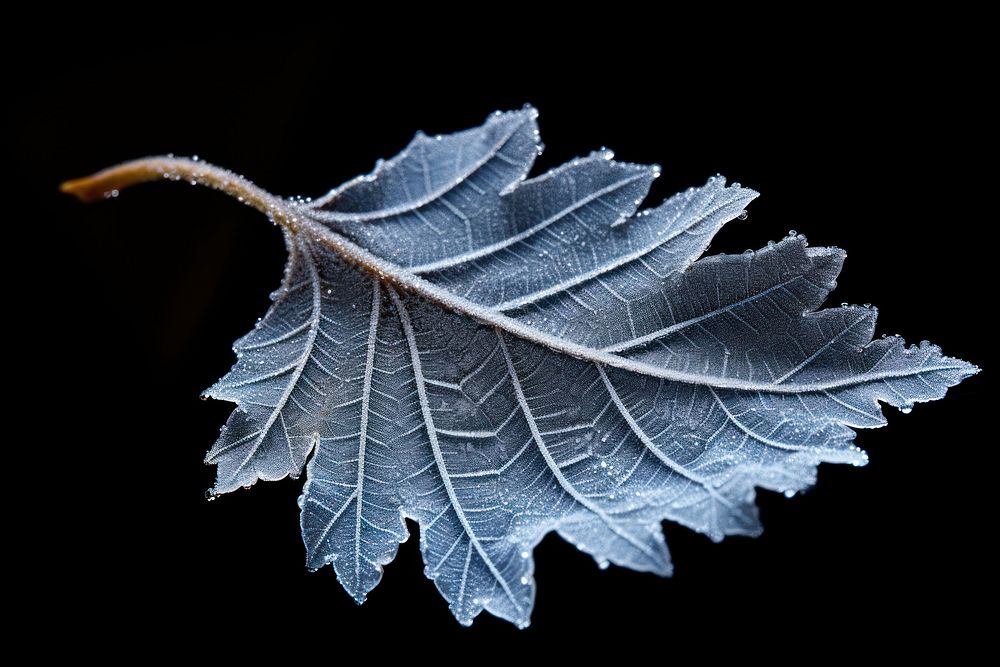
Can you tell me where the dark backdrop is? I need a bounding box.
[12,18,990,655]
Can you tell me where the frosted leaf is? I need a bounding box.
[75,107,978,628]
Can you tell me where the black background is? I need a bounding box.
[12,16,991,655]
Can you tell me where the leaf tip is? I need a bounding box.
[962,361,982,378]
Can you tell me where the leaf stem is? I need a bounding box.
[60,156,297,230]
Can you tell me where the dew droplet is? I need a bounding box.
[737,210,749,221]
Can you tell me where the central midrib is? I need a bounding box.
[297,213,956,395]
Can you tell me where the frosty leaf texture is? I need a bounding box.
[186,108,975,627]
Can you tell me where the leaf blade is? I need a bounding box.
[192,109,978,628]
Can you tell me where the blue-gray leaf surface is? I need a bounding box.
[200,107,977,628]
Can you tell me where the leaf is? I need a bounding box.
[63,107,978,628]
